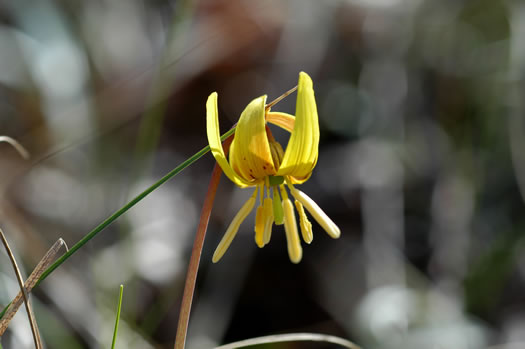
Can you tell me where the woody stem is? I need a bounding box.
[174,135,234,349]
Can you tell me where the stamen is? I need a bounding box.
[279,185,289,200]
[290,188,340,239]
[258,183,264,204]
[272,187,284,225]
[295,200,313,244]
[212,189,258,263]
[282,198,302,263]
[262,197,274,245]
[254,205,265,248]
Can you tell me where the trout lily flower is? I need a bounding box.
[207,72,340,263]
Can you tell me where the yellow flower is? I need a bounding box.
[207,72,340,263]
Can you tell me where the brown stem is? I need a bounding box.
[174,135,234,349]
[0,238,68,335]
[0,227,42,349]
[265,85,297,110]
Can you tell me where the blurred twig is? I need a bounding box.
[174,134,233,349]
[214,332,362,349]
[0,238,68,333]
[32,127,236,289]
[0,136,29,159]
[0,227,42,348]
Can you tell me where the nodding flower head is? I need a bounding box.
[207,72,340,264]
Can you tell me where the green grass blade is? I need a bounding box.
[111,285,124,349]
[34,128,234,287]
[0,128,235,322]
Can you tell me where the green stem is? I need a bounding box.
[35,127,235,287]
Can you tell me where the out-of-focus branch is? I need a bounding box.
[0,136,29,159]
[0,227,42,348]
[0,239,68,335]
[214,332,362,349]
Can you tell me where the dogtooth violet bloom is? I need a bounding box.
[206,72,340,263]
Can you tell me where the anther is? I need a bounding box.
[254,205,265,248]
[290,188,340,239]
[295,200,313,244]
[282,198,302,263]
[262,197,274,245]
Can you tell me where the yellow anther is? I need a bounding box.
[254,205,265,248]
[213,190,257,263]
[290,187,340,239]
[262,197,274,245]
[282,198,302,263]
[295,200,313,244]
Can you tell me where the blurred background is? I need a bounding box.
[0,0,524,348]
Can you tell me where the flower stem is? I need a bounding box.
[174,135,233,349]
[0,128,236,324]
[32,128,236,290]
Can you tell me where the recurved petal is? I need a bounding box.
[206,92,252,188]
[276,72,319,183]
[212,191,257,263]
[266,112,295,133]
[229,95,277,181]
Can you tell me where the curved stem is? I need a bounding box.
[215,332,361,349]
[0,136,29,159]
[34,128,236,288]
[174,135,233,349]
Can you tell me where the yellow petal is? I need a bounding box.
[266,112,295,133]
[276,72,319,184]
[212,190,257,263]
[206,92,252,188]
[229,95,277,181]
